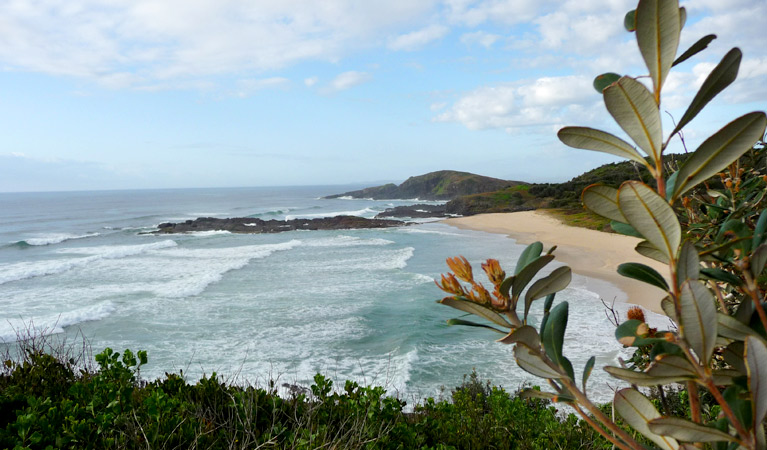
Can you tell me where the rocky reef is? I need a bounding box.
[155,216,406,234]
[374,204,449,218]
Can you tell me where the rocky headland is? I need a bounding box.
[155,216,406,234]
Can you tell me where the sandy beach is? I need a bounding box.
[444,211,670,313]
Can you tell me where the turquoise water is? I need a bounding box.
[0,186,648,402]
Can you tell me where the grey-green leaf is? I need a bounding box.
[619,181,681,261]
[718,313,762,342]
[636,0,680,98]
[604,76,663,162]
[542,302,569,372]
[515,241,543,275]
[661,296,678,322]
[558,127,648,165]
[646,355,697,379]
[497,325,540,347]
[636,240,670,264]
[582,356,595,392]
[582,184,626,222]
[593,73,621,93]
[514,343,562,379]
[671,47,740,137]
[513,255,554,300]
[746,336,767,427]
[618,262,669,290]
[605,365,693,386]
[679,280,717,365]
[753,209,767,248]
[613,221,643,238]
[751,244,767,278]
[525,267,572,319]
[614,388,680,450]
[677,240,700,285]
[439,297,511,329]
[671,112,767,201]
[446,318,506,334]
[648,417,737,443]
[672,34,717,67]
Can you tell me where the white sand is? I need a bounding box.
[443,211,670,313]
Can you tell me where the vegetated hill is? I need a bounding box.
[325,170,525,200]
[445,153,692,216]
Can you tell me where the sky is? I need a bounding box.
[0,0,765,192]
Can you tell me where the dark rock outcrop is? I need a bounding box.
[375,204,448,218]
[326,170,525,201]
[155,216,406,234]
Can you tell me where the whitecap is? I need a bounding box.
[284,208,377,220]
[15,232,100,246]
[304,235,394,248]
[187,230,232,237]
[0,301,116,343]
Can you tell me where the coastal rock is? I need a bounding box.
[374,204,448,218]
[325,170,525,201]
[155,216,406,234]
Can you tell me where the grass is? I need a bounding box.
[543,208,612,232]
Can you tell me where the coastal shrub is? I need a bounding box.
[437,1,767,449]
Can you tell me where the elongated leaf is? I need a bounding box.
[648,417,737,443]
[677,240,699,285]
[512,255,554,299]
[514,343,562,379]
[542,302,569,371]
[499,276,514,298]
[593,73,621,93]
[582,184,626,222]
[613,221,643,238]
[582,356,595,392]
[712,369,741,385]
[605,366,693,386]
[752,244,767,278]
[646,355,696,379]
[618,262,669,290]
[672,34,716,67]
[439,297,511,328]
[619,181,681,261]
[746,336,767,427]
[661,296,678,322]
[446,318,506,334]
[672,47,739,138]
[679,280,717,365]
[497,325,540,347]
[624,9,636,32]
[724,341,747,374]
[539,293,556,334]
[614,388,680,450]
[753,209,767,248]
[672,112,767,200]
[525,267,572,317]
[558,127,647,165]
[604,77,663,161]
[700,268,742,287]
[718,313,761,342]
[616,319,651,346]
[678,6,686,29]
[515,242,543,275]
[636,0,680,99]
[636,240,670,264]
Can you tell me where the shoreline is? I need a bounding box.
[443,211,668,314]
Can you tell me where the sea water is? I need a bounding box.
[0,186,662,403]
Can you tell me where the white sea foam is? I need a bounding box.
[16,232,100,246]
[369,247,414,270]
[0,241,177,286]
[304,235,394,248]
[399,228,463,236]
[284,208,377,220]
[187,230,232,237]
[0,301,116,343]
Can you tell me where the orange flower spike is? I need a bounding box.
[627,306,646,322]
[490,289,508,311]
[435,273,466,296]
[481,259,506,288]
[472,284,493,305]
[446,256,474,283]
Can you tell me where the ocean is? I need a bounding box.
[0,186,648,403]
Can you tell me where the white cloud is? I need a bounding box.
[235,77,289,97]
[444,0,552,26]
[327,71,372,92]
[304,77,319,87]
[460,31,501,48]
[387,24,448,51]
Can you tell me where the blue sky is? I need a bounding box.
[1,0,765,192]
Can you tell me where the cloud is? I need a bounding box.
[436,75,597,130]
[387,24,449,51]
[444,0,553,26]
[234,77,289,97]
[460,31,500,48]
[327,71,372,92]
[304,77,319,87]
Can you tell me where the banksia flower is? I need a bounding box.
[627,306,645,322]
[482,259,506,288]
[446,256,474,283]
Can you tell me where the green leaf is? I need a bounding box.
[624,9,636,32]
[446,318,506,334]
[619,181,681,261]
[747,336,767,427]
[679,280,718,365]
[524,266,572,319]
[636,0,680,98]
[558,127,648,166]
[636,240,670,264]
[499,276,514,299]
[753,209,767,248]
[700,268,742,287]
[646,355,697,379]
[752,244,767,278]
[614,388,680,450]
[671,112,767,201]
[539,293,556,335]
[672,34,717,67]
[514,343,562,379]
[593,73,621,93]
[438,297,512,328]
[718,313,762,342]
[613,221,643,238]
[677,241,700,285]
[582,356,595,392]
[497,325,541,347]
[542,302,570,374]
[515,242,543,275]
[661,296,677,322]
[678,6,686,29]
[665,170,679,201]
[582,184,626,222]
[618,262,669,290]
[671,47,740,137]
[648,417,737,443]
[724,341,747,374]
[604,77,663,162]
[605,366,693,386]
[512,255,554,299]
[615,319,668,346]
